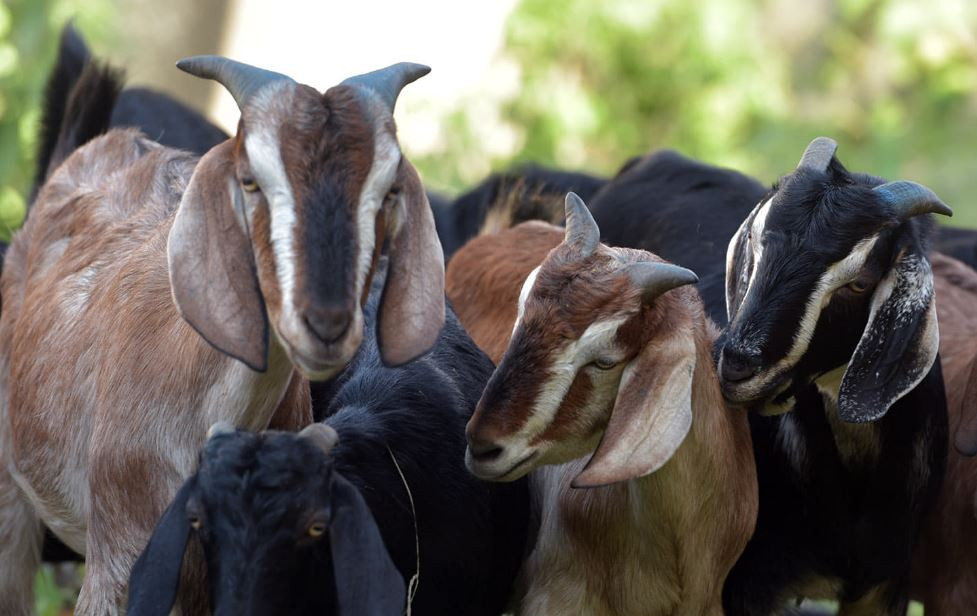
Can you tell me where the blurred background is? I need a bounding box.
[2,0,976,246]
[3,0,971,613]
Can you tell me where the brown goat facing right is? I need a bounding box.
[911,252,977,614]
[445,193,758,615]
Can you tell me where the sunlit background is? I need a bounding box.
[0,0,973,611]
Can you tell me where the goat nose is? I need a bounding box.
[304,305,352,344]
[720,348,761,383]
[467,433,505,463]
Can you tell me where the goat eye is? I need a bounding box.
[307,521,327,538]
[383,188,400,208]
[241,177,260,193]
[188,515,202,531]
[846,279,870,294]
[591,358,618,371]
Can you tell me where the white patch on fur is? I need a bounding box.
[725,201,761,321]
[513,266,542,335]
[743,198,773,296]
[776,412,806,472]
[355,131,401,297]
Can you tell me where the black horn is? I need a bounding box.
[797,136,838,172]
[341,62,431,113]
[563,192,600,258]
[874,180,953,219]
[176,55,294,110]
[627,262,699,305]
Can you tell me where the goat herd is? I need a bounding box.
[1,24,975,616]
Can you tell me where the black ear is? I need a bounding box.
[329,473,405,616]
[838,249,939,422]
[127,476,197,616]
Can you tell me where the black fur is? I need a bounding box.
[128,271,530,615]
[110,87,228,155]
[434,164,606,259]
[587,149,767,323]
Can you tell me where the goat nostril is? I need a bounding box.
[468,439,505,463]
[721,349,761,383]
[304,306,352,344]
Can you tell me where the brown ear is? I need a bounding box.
[378,159,445,365]
[573,318,696,488]
[168,140,268,371]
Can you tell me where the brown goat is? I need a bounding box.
[0,57,441,615]
[445,194,758,615]
[911,252,977,614]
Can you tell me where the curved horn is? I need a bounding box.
[797,137,838,172]
[874,180,953,220]
[563,192,600,258]
[627,262,699,305]
[341,62,431,113]
[176,55,294,110]
[299,423,340,456]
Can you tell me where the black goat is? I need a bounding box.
[128,273,530,615]
[587,149,767,323]
[717,138,950,614]
[434,164,606,259]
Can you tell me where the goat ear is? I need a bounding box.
[573,317,696,488]
[168,140,268,372]
[127,476,197,616]
[329,472,405,615]
[838,250,939,423]
[378,159,445,366]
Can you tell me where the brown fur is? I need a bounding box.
[446,221,758,614]
[910,252,977,614]
[0,129,313,615]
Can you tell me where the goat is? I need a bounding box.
[909,252,977,614]
[0,52,443,614]
[434,164,606,259]
[128,274,530,615]
[446,194,758,615]
[717,138,951,614]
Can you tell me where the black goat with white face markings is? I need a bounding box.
[721,137,951,421]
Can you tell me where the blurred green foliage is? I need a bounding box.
[415,0,977,226]
[0,0,116,242]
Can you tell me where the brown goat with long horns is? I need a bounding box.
[446,194,758,615]
[0,56,441,614]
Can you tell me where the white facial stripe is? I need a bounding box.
[734,234,881,397]
[743,198,773,300]
[519,316,628,441]
[512,266,542,336]
[355,130,401,296]
[243,87,300,331]
[726,200,763,321]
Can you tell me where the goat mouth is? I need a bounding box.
[468,450,538,482]
[721,369,793,405]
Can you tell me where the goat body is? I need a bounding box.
[447,219,757,615]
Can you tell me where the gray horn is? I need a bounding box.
[341,62,431,113]
[563,192,600,258]
[797,136,838,172]
[176,55,294,110]
[627,262,699,305]
[874,180,953,219]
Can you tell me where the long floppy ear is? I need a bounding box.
[127,476,197,616]
[378,158,445,366]
[329,473,405,616]
[838,250,939,423]
[168,140,269,372]
[725,200,762,323]
[573,316,697,488]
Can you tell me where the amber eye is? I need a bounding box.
[846,279,870,294]
[241,177,260,193]
[189,515,202,531]
[307,521,327,538]
[592,358,618,371]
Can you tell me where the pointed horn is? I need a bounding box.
[563,192,600,258]
[176,55,294,110]
[299,423,340,456]
[341,62,430,113]
[797,137,838,172]
[874,180,952,219]
[627,262,699,305]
